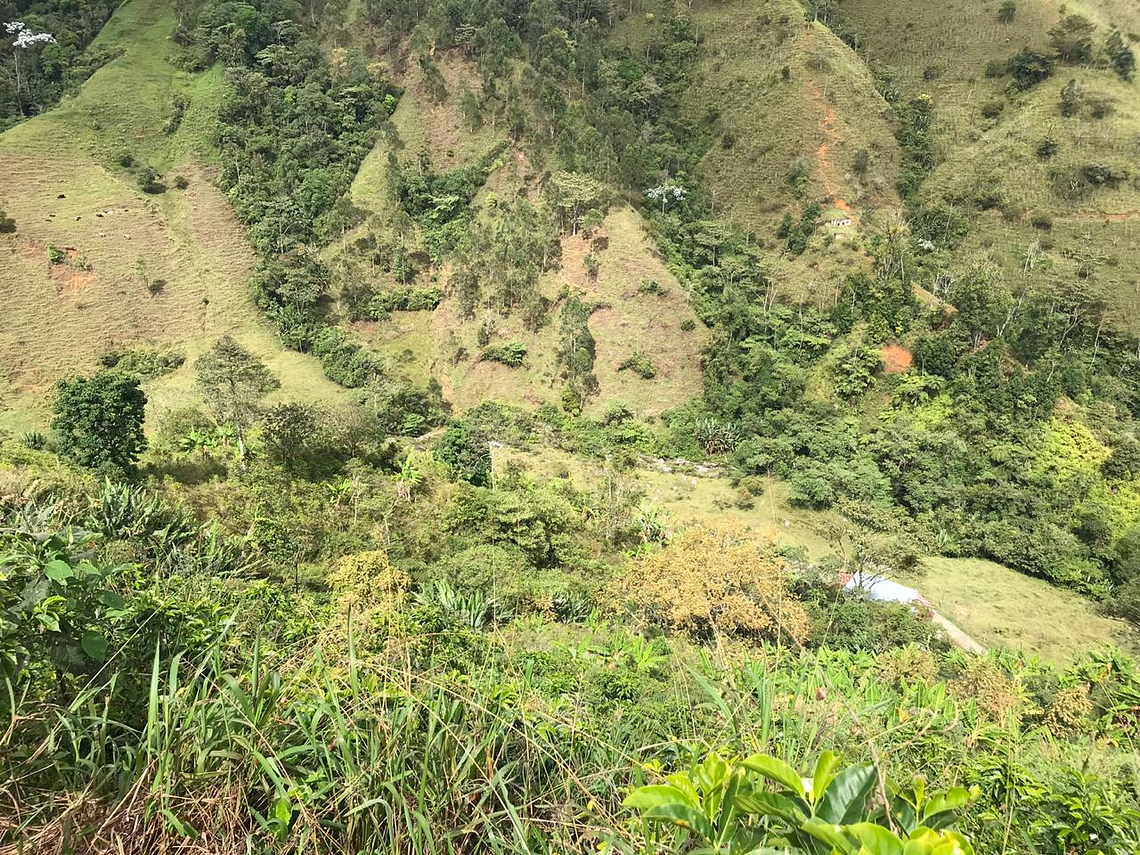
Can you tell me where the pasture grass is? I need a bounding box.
[916,556,1136,663]
[356,206,706,416]
[839,0,1140,329]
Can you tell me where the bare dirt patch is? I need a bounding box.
[881,343,913,373]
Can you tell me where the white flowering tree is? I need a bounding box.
[646,182,686,215]
[6,21,56,115]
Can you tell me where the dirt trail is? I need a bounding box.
[1066,210,1140,222]
[802,29,852,215]
[813,103,851,212]
[933,612,985,653]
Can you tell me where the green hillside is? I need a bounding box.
[0,0,346,432]
[839,0,1140,328]
[6,0,1140,850]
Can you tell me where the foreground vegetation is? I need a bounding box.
[3,445,1140,851]
[3,0,1140,848]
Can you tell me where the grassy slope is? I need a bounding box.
[839,0,1140,329]
[683,0,901,226]
[0,0,346,434]
[504,444,839,556]
[606,0,902,303]
[333,48,706,416]
[918,556,1135,663]
[355,206,708,415]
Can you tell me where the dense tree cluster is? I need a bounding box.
[0,0,118,127]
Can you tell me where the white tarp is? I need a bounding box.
[844,575,926,606]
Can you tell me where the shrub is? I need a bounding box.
[0,208,15,233]
[115,150,134,168]
[584,251,600,280]
[328,550,409,636]
[480,342,527,368]
[137,166,165,194]
[617,350,656,379]
[694,416,739,455]
[1036,136,1059,160]
[98,348,185,378]
[981,100,1004,119]
[311,326,383,387]
[952,658,1024,721]
[435,420,492,485]
[1050,14,1096,65]
[998,0,1016,23]
[52,371,147,474]
[624,750,977,855]
[561,385,584,414]
[46,243,66,264]
[1008,49,1055,89]
[19,431,48,451]
[173,175,190,189]
[1044,684,1093,733]
[1107,28,1136,81]
[617,522,810,643]
[1106,577,1140,624]
[368,286,442,316]
[680,318,696,332]
[163,92,189,135]
[1059,78,1085,116]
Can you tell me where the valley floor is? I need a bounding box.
[502,444,1136,663]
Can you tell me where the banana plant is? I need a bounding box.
[624,750,977,855]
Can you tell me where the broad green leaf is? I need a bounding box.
[846,822,905,855]
[44,559,73,585]
[817,763,877,824]
[811,750,840,805]
[81,630,108,661]
[275,796,292,825]
[643,804,716,842]
[921,787,976,825]
[35,612,61,632]
[624,784,699,811]
[665,772,701,804]
[77,561,102,578]
[694,751,729,795]
[734,791,803,821]
[905,828,945,855]
[801,818,856,854]
[99,590,126,609]
[18,576,49,610]
[742,754,805,796]
[922,829,975,855]
[903,838,936,855]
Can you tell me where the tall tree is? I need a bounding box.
[1049,14,1096,64]
[1106,29,1136,81]
[52,372,146,474]
[194,336,280,463]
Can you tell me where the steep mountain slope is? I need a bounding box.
[683,0,901,228]
[324,44,707,416]
[606,0,902,304]
[0,0,346,431]
[838,0,1140,328]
